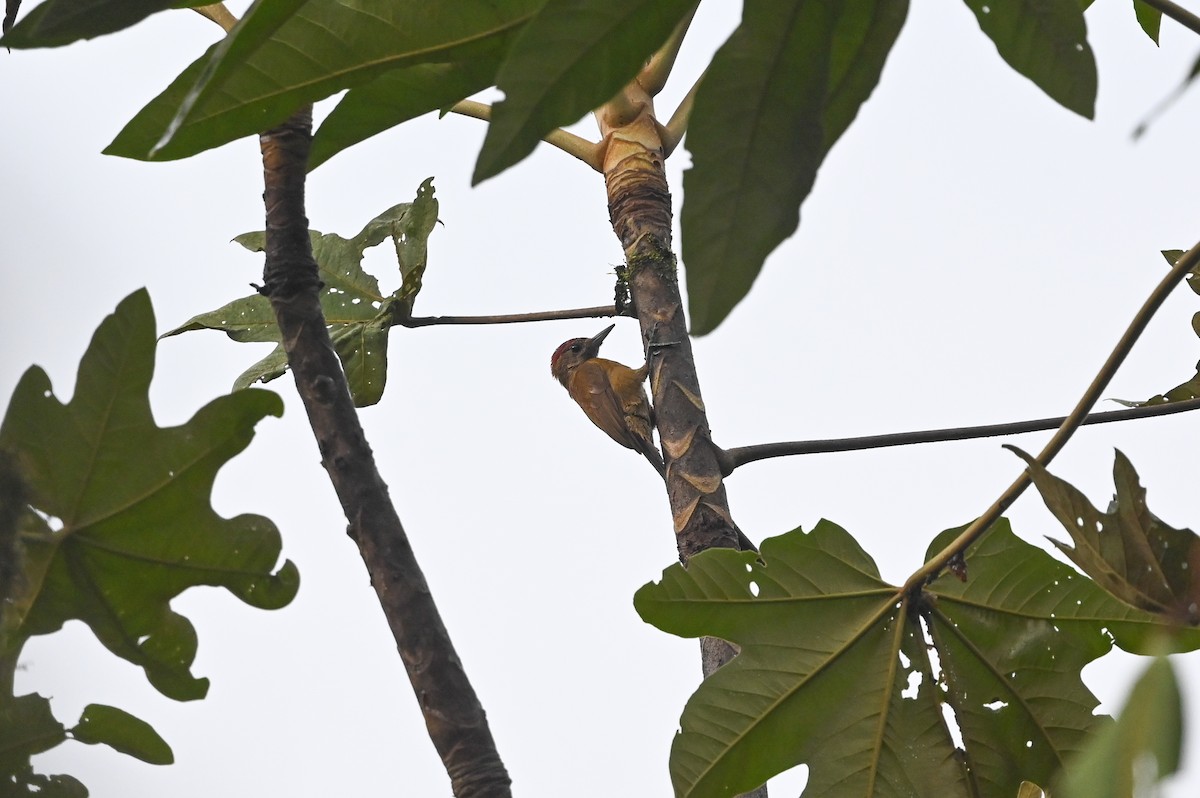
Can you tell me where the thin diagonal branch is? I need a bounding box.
[716,396,1200,475]
[639,1,700,96]
[258,107,511,798]
[662,69,704,156]
[397,305,619,328]
[450,100,604,170]
[193,3,236,32]
[904,237,1200,593]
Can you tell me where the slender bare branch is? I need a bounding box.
[639,2,701,96]
[450,100,604,170]
[398,305,619,328]
[717,396,1200,475]
[662,70,704,156]
[903,238,1200,593]
[1138,0,1200,37]
[193,3,237,32]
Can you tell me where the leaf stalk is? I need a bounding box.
[904,238,1200,593]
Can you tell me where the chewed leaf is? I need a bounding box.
[1054,656,1182,797]
[635,519,1200,797]
[1011,446,1200,624]
[164,183,439,406]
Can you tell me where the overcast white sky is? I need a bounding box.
[3,2,1200,796]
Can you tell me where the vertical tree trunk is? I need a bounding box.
[259,107,511,798]
[596,81,768,798]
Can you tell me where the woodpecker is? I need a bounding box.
[550,324,665,477]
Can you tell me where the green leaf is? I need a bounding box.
[961,0,1096,118]
[1133,1,1161,45]
[1055,656,1182,797]
[681,0,907,335]
[310,60,500,172]
[109,0,542,161]
[2,0,17,36]
[0,0,206,48]
[473,0,695,183]
[0,289,297,702]
[0,694,67,769]
[165,185,438,407]
[635,519,1200,797]
[1012,447,1200,624]
[822,0,909,150]
[105,46,213,161]
[72,704,173,765]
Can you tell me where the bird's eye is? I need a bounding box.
[570,343,581,352]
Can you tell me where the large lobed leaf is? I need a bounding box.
[0,289,297,702]
[635,519,1200,797]
[164,182,439,407]
[681,0,907,335]
[107,0,543,162]
[1013,447,1200,625]
[472,0,697,183]
[1054,655,1182,797]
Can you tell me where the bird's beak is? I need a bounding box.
[582,324,615,358]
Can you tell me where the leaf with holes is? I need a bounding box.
[635,519,1200,798]
[164,182,438,407]
[1054,655,1182,797]
[1012,446,1200,625]
[962,0,1096,118]
[71,704,173,764]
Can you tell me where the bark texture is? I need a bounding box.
[259,108,510,798]
[596,80,766,798]
[596,84,742,563]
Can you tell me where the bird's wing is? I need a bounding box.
[568,361,644,452]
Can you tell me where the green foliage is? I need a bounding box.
[106,0,541,161]
[635,520,1200,798]
[164,181,437,406]
[681,0,907,335]
[99,0,1131,333]
[472,0,696,183]
[1055,656,1183,797]
[1133,0,1162,44]
[0,290,295,789]
[961,0,1096,119]
[1013,447,1200,624]
[1,695,173,792]
[0,0,206,48]
[71,704,173,765]
[310,61,499,171]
